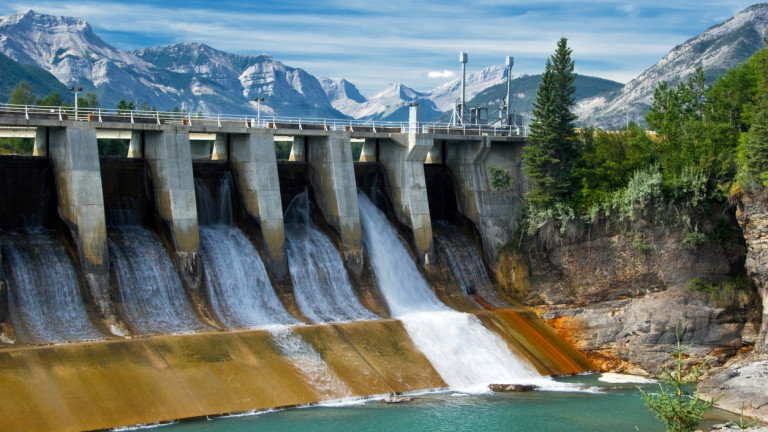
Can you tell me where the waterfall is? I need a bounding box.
[433,220,507,307]
[1,229,103,343]
[358,193,541,391]
[268,326,353,399]
[109,226,209,334]
[194,173,233,226]
[283,192,378,323]
[195,172,298,328]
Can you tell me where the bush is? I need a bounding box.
[638,327,719,432]
[681,230,707,249]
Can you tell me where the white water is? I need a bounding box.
[109,226,209,334]
[433,220,507,307]
[195,173,298,328]
[284,192,378,323]
[201,226,299,328]
[357,193,542,391]
[2,229,103,343]
[268,326,353,399]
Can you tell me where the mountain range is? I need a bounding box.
[0,5,767,125]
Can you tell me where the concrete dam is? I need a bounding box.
[0,106,592,431]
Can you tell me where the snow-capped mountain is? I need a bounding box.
[578,3,768,128]
[0,10,344,118]
[321,65,508,120]
[318,77,367,117]
[425,65,509,112]
[132,43,340,117]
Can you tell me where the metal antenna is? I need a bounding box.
[460,52,467,122]
[505,56,513,126]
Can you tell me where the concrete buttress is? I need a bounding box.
[306,132,364,274]
[444,137,525,261]
[229,130,289,279]
[142,130,214,323]
[47,124,124,334]
[33,127,47,157]
[379,133,435,265]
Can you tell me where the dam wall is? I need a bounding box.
[0,116,573,432]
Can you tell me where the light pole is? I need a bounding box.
[254,97,264,126]
[70,86,82,120]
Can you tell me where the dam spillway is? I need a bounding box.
[0,110,592,432]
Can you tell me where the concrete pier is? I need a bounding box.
[47,124,123,332]
[229,130,288,279]
[288,136,305,162]
[359,138,377,162]
[127,130,142,158]
[211,134,228,160]
[378,107,435,264]
[306,132,363,274]
[33,126,47,157]
[142,130,209,318]
[444,136,525,260]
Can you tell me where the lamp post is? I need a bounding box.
[254,97,264,126]
[70,86,83,120]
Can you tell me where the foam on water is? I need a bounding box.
[268,326,354,399]
[283,192,378,323]
[109,226,208,334]
[2,229,103,343]
[357,193,553,391]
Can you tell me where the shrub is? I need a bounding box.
[638,327,719,432]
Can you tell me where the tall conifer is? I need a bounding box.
[523,37,577,208]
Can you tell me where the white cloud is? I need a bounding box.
[0,0,759,95]
[428,69,455,78]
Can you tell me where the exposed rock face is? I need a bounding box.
[695,195,768,423]
[543,287,746,375]
[734,195,768,353]
[700,355,768,424]
[494,209,755,376]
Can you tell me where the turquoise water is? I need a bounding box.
[151,375,729,432]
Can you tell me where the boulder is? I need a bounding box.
[488,384,537,392]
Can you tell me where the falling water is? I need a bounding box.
[358,193,541,391]
[433,220,507,307]
[268,326,353,399]
[2,229,103,343]
[284,192,378,323]
[195,173,298,328]
[109,226,208,334]
[194,174,233,226]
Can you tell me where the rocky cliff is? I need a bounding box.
[493,206,760,377]
[698,195,768,422]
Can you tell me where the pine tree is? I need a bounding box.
[523,37,577,208]
[744,49,768,185]
[8,81,36,105]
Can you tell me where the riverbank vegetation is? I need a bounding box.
[516,39,768,249]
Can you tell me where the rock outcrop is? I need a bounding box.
[696,195,768,423]
[494,208,757,376]
[734,195,768,353]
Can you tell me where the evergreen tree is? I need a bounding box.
[116,99,136,113]
[743,49,768,185]
[8,81,36,105]
[522,37,577,208]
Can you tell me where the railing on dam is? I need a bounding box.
[0,103,527,137]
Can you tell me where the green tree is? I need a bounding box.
[522,37,577,208]
[638,328,719,432]
[116,99,136,113]
[571,124,654,209]
[36,91,66,107]
[742,49,768,186]
[8,81,36,105]
[77,92,98,109]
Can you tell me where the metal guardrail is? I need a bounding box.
[0,103,527,137]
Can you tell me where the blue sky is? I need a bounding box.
[0,1,761,96]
